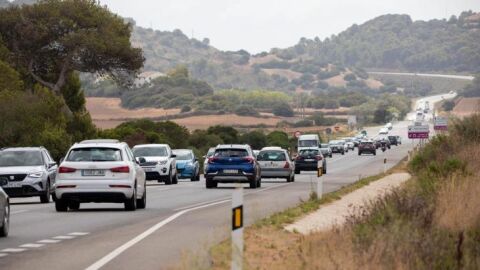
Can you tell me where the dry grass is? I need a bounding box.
[452,97,480,118]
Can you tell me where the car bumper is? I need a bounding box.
[295,163,320,171]
[260,168,291,178]
[205,171,255,183]
[55,179,134,202]
[2,179,47,197]
[141,165,170,180]
[177,167,196,178]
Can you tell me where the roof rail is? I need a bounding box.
[79,139,120,144]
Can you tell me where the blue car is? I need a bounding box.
[172,149,200,181]
[205,144,261,189]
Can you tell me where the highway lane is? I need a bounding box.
[368,71,474,81]
[0,122,413,270]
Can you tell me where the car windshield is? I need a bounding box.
[0,151,43,167]
[206,148,215,157]
[298,140,318,147]
[257,151,286,161]
[67,147,122,162]
[133,147,168,157]
[173,150,193,160]
[360,142,374,146]
[329,141,342,145]
[214,149,249,158]
[299,149,319,157]
[320,144,329,148]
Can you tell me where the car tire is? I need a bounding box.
[40,180,51,203]
[173,172,178,184]
[294,169,300,174]
[164,170,173,185]
[69,201,80,210]
[195,171,200,181]
[323,166,327,175]
[358,151,361,156]
[205,178,217,189]
[249,177,257,189]
[137,183,146,209]
[291,174,295,182]
[341,151,344,155]
[374,151,377,156]
[124,187,137,211]
[256,174,261,188]
[55,199,68,212]
[0,203,9,237]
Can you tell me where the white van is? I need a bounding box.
[298,134,320,152]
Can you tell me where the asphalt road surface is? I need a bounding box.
[0,122,414,270]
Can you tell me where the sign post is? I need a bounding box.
[408,124,430,139]
[434,117,448,132]
[317,162,323,199]
[231,186,243,270]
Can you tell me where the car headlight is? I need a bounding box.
[28,171,43,178]
[158,160,168,165]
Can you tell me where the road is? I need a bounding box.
[407,92,457,122]
[368,71,474,81]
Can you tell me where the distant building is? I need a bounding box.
[134,71,165,87]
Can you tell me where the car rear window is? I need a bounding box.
[67,147,122,162]
[257,151,286,161]
[299,149,319,157]
[173,150,193,160]
[0,151,43,167]
[298,140,318,147]
[214,148,249,158]
[133,147,168,157]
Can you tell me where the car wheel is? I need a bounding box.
[291,174,295,182]
[358,151,361,156]
[256,174,261,188]
[172,172,178,184]
[55,199,68,212]
[69,201,80,210]
[195,172,201,181]
[205,178,217,189]
[137,183,146,209]
[323,166,327,175]
[164,170,173,185]
[249,177,257,189]
[294,169,300,174]
[374,151,377,156]
[40,180,51,203]
[124,186,137,211]
[0,202,9,237]
[341,151,344,155]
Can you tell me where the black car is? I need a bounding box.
[0,181,10,237]
[358,141,376,156]
[388,136,399,146]
[294,148,327,174]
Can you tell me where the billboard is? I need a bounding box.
[408,124,429,139]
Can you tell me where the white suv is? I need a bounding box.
[54,140,146,211]
[132,144,177,185]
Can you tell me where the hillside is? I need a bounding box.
[274,12,480,73]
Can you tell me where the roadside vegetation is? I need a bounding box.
[201,114,480,270]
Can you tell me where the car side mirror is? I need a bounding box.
[137,157,146,164]
[48,162,57,169]
[171,154,177,158]
[195,158,199,162]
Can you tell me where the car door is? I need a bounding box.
[126,147,145,196]
[42,150,57,186]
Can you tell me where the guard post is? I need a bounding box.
[231,185,243,270]
[317,162,323,199]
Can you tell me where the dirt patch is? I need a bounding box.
[86,97,180,120]
[364,78,383,89]
[261,68,302,80]
[325,74,347,87]
[248,54,282,65]
[452,97,480,118]
[173,114,287,130]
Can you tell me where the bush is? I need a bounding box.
[234,105,259,116]
[344,73,356,81]
[181,105,192,113]
[441,100,455,111]
[272,103,294,117]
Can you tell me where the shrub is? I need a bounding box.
[272,103,294,117]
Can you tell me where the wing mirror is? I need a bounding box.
[48,162,57,169]
[136,157,146,164]
[171,154,177,158]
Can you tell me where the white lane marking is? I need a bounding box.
[11,210,29,215]
[53,235,76,240]
[0,253,8,257]
[1,248,26,253]
[20,243,44,248]
[69,232,90,236]
[86,182,293,270]
[37,239,61,244]
[173,182,291,211]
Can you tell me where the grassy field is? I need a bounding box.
[453,97,480,118]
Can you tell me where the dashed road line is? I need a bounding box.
[1,248,26,253]
[53,235,76,240]
[11,210,29,215]
[69,232,90,236]
[37,239,61,244]
[20,243,44,248]
[0,253,8,257]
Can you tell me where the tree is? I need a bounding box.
[272,102,294,117]
[207,125,238,144]
[0,0,144,112]
[240,131,267,150]
[267,131,290,149]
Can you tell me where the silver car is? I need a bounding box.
[257,147,295,182]
[0,147,57,203]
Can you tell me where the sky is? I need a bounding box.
[99,0,480,53]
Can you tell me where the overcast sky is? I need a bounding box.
[99,0,480,53]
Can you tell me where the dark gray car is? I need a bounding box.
[0,147,57,203]
[0,182,10,237]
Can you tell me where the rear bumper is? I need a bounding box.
[295,163,319,171]
[206,172,256,183]
[261,169,291,178]
[59,192,128,203]
[54,179,134,201]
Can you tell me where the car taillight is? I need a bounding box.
[243,157,255,164]
[315,155,323,161]
[58,167,76,173]
[208,157,218,164]
[296,156,303,161]
[284,162,290,169]
[110,166,130,173]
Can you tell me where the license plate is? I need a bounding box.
[6,181,22,188]
[223,169,238,174]
[262,162,278,168]
[305,159,315,162]
[144,167,155,172]
[82,169,105,176]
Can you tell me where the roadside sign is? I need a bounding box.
[408,124,429,139]
[434,117,448,131]
[232,205,243,231]
[325,128,332,135]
